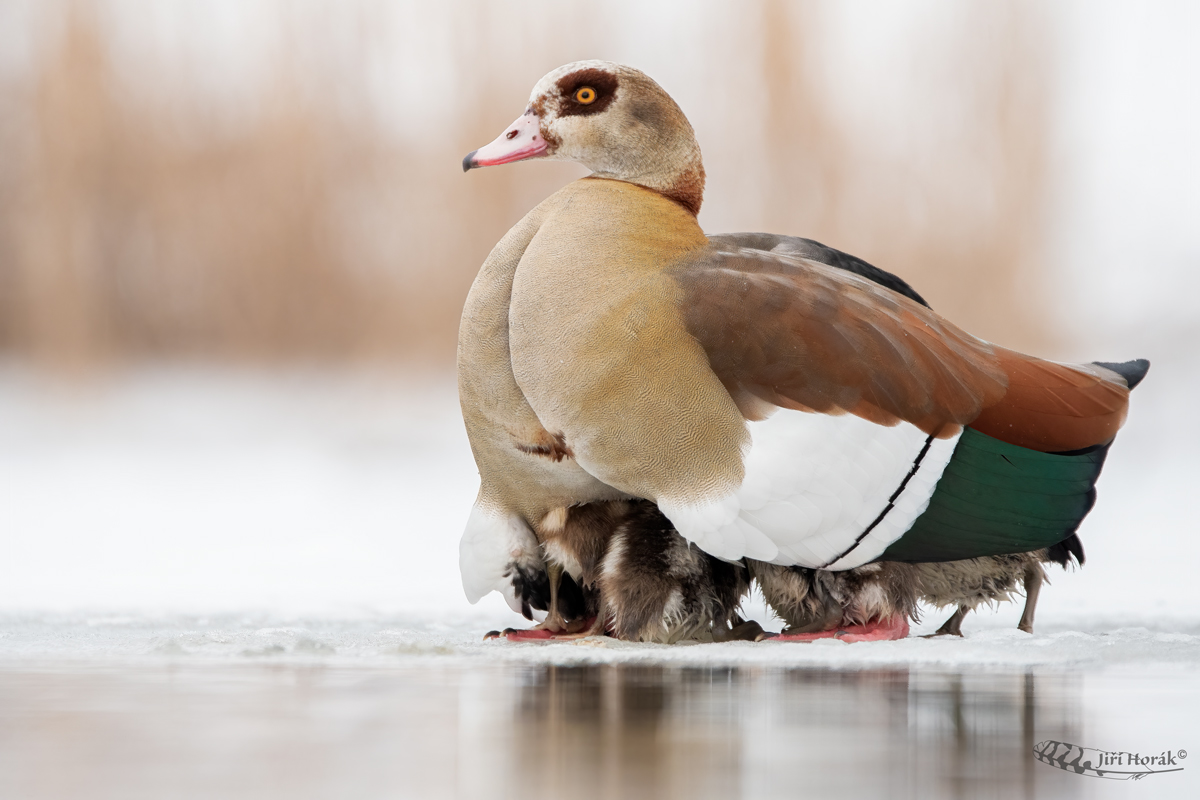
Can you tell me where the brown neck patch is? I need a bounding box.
[655,160,705,216]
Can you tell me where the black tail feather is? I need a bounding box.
[1092,358,1150,390]
[1046,534,1086,568]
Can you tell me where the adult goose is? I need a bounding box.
[458,60,1146,642]
[482,235,929,644]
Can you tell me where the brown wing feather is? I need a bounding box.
[968,351,1130,451]
[674,245,1132,452]
[673,247,1009,436]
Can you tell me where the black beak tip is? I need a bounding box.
[462,151,477,173]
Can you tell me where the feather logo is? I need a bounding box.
[1033,740,1186,780]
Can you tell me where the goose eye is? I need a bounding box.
[574,87,597,105]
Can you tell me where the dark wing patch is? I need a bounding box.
[673,245,1009,436]
[880,427,1108,562]
[708,233,930,308]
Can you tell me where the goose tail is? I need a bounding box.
[881,358,1147,564]
[1091,358,1150,390]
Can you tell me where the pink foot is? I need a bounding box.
[766,615,910,643]
[483,617,602,642]
[503,628,556,641]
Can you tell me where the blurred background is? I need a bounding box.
[1,0,1197,622]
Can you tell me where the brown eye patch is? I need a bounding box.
[556,68,618,117]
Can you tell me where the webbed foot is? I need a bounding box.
[489,617,603,642]
[714,619,765,642]
[761,615,910,643]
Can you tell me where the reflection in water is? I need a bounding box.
[0,662,1108,799]
[494,666,1083,800]
[510,667,736,799]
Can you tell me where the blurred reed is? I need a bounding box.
[0,1,1054,372]
[754,2,1053,352]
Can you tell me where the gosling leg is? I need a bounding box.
[1018,565,1043,634]
[713,615,765,642]
[925,606,968,638]
[539,561,567,632]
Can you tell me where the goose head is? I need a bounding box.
[463,60,706,214]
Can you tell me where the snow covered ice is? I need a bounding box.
[5,614,1200,673]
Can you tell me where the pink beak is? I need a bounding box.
[462,109,549,172]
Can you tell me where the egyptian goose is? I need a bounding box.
[458,60,1146,643]
[484,234,925,644]
[489,235,927,643]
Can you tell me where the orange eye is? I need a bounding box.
[574,87,597,104]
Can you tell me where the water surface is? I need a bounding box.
[2,662,1195,799]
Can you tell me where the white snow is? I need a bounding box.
[4,614,1200,672]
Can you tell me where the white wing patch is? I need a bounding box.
[658,409,961,570]
[459,504,544,613]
